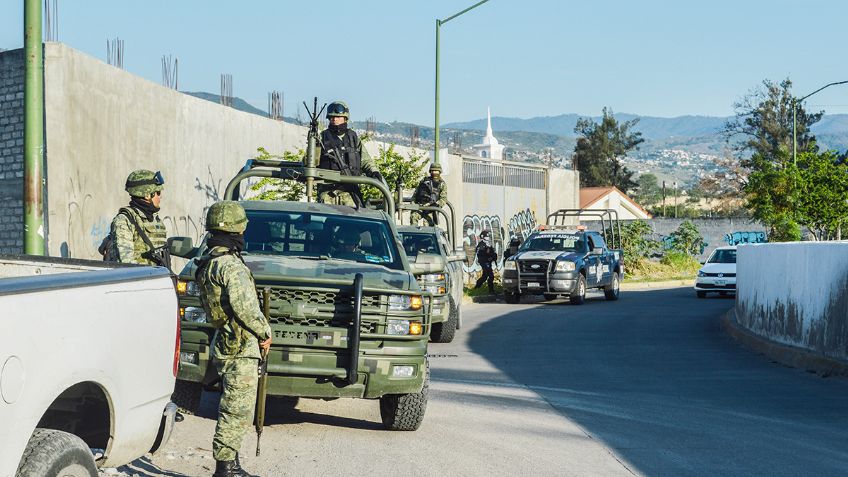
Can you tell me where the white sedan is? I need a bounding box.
[695,246,737,298]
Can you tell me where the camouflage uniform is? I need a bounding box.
[317,100,380,206]
[198,201,272,466]
[106,169,167,265]
[411,173,447,226]
[106,207,167,265]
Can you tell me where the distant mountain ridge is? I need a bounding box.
[444,112,848,142]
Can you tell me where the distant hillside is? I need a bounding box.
[444,113,848,142]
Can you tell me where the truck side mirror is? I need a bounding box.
[592,247,604,255]
[168,236,195,258]
[410,253,445,275]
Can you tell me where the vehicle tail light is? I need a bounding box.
[173,307,181,377]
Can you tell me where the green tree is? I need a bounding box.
[743,150,798,241]
[248,147,307,201]
[632,173,662,206]
[361,144,428,201]
[619,219,660,268]
[723,78,822,166]
[669,220,703,255]
[573,108,644,190]
[794,151,848,240]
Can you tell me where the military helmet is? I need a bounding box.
[125,169,164,197]
[326,101,350,119]
[205,201,248,233]
[335,227,361,245]
[429,163,442,173]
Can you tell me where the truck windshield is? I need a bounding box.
[521,233,587,253]
[399,232,439,258]
[243,210,403,270]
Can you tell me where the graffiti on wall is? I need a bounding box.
[724,231,767,246]
[462,208,537,273]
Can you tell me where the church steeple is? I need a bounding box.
[473,106,505,160]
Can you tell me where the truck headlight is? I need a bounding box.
[424,284,446,294]
[421,273,446,282]
[697,270,706,277]
[177,279,200,296]
[388,294,423,311]
[386,320,423,335]
[504,260,516,270]
[182,306,207,323]
[555,261,576,272]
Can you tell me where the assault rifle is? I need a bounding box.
[303,97,326,203]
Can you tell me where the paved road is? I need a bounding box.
[111,286,848,476]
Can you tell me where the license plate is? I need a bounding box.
[715,280,726,286]
[527,282,541,288]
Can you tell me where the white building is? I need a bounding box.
[580,186,652,220]
[472,107,505,160]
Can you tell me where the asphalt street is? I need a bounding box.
[108,286,848,476]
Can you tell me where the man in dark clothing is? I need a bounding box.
[411,163,447,226]
[503,235,523,262]
[474,230,497,294]
[317,100,382,206]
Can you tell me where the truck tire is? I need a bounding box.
[171,379,202,415]
[570,275,586,305]
[379,361,429,431]
[603,272,620,301]
[504,291,521,304]
[16,428,97,477]
[431,299,458,343]
[543,293,558,301]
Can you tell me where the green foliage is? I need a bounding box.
[668,220,703,255]
[632,173,662,206]
[248,147,307,201]
[573,108,644,190]
[619,220,660,268]
[362,144,428,201]
[793,151,848,240]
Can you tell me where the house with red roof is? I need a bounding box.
[580,186,652,220]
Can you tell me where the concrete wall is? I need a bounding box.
[0,49,24,254]
[43,43,304,258]
[736,242,848,363]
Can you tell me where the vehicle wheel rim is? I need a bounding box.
[614,275,619,293]
[580,279,585,297]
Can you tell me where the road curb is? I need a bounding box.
[721,309,848,378]
[621,279,694,290]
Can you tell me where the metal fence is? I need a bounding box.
[462,158,546,190]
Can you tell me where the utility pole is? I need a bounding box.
[24,0,45,255]
[662,180,666,217]
[673,181,678,219]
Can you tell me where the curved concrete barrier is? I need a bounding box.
[735,242,848,366]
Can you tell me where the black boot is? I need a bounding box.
[213,459,258,477]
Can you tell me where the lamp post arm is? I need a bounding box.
[440,0,490,24]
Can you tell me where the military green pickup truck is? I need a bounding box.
[170,159,430,431]
[397,202,465,343]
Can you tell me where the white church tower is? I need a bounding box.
[472,107,505,160]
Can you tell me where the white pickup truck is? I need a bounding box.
[0,255,180,477]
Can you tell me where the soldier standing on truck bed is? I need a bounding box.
[317,100,384,206]
[474,230,498,294]
[411,163,447,226]
[196,201,272,477]
[101,169,170,269]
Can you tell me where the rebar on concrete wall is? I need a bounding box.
[268,90,283,120]
[106,38,124,69]
[220,74,233,107]
[161,55,178,90]
[44,0,58,41]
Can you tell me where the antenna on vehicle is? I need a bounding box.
[303,97,327,202]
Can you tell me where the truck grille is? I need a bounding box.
[266,288,382,308]
[519,260,551,274]
[267,315,376,334]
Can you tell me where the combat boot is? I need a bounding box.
[213,459,258,477]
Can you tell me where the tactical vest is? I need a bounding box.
[415,178,444,204]
[105,206,167,266]
[319,129,362,176]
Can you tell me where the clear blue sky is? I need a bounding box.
[2,0,847,126]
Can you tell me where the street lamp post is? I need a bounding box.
[434,0,490,166]
[792,80,848,166]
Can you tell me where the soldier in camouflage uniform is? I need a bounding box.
[411,163,447,226]
[317,100,383,206]
[196,201,272,477]
[105,169,169,267]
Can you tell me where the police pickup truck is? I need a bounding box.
[501,209,624,305]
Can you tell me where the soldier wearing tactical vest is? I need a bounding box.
[196,201,272,477]
[411,163,447,226]
[105,169,169,267]
[317,100,383,206]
